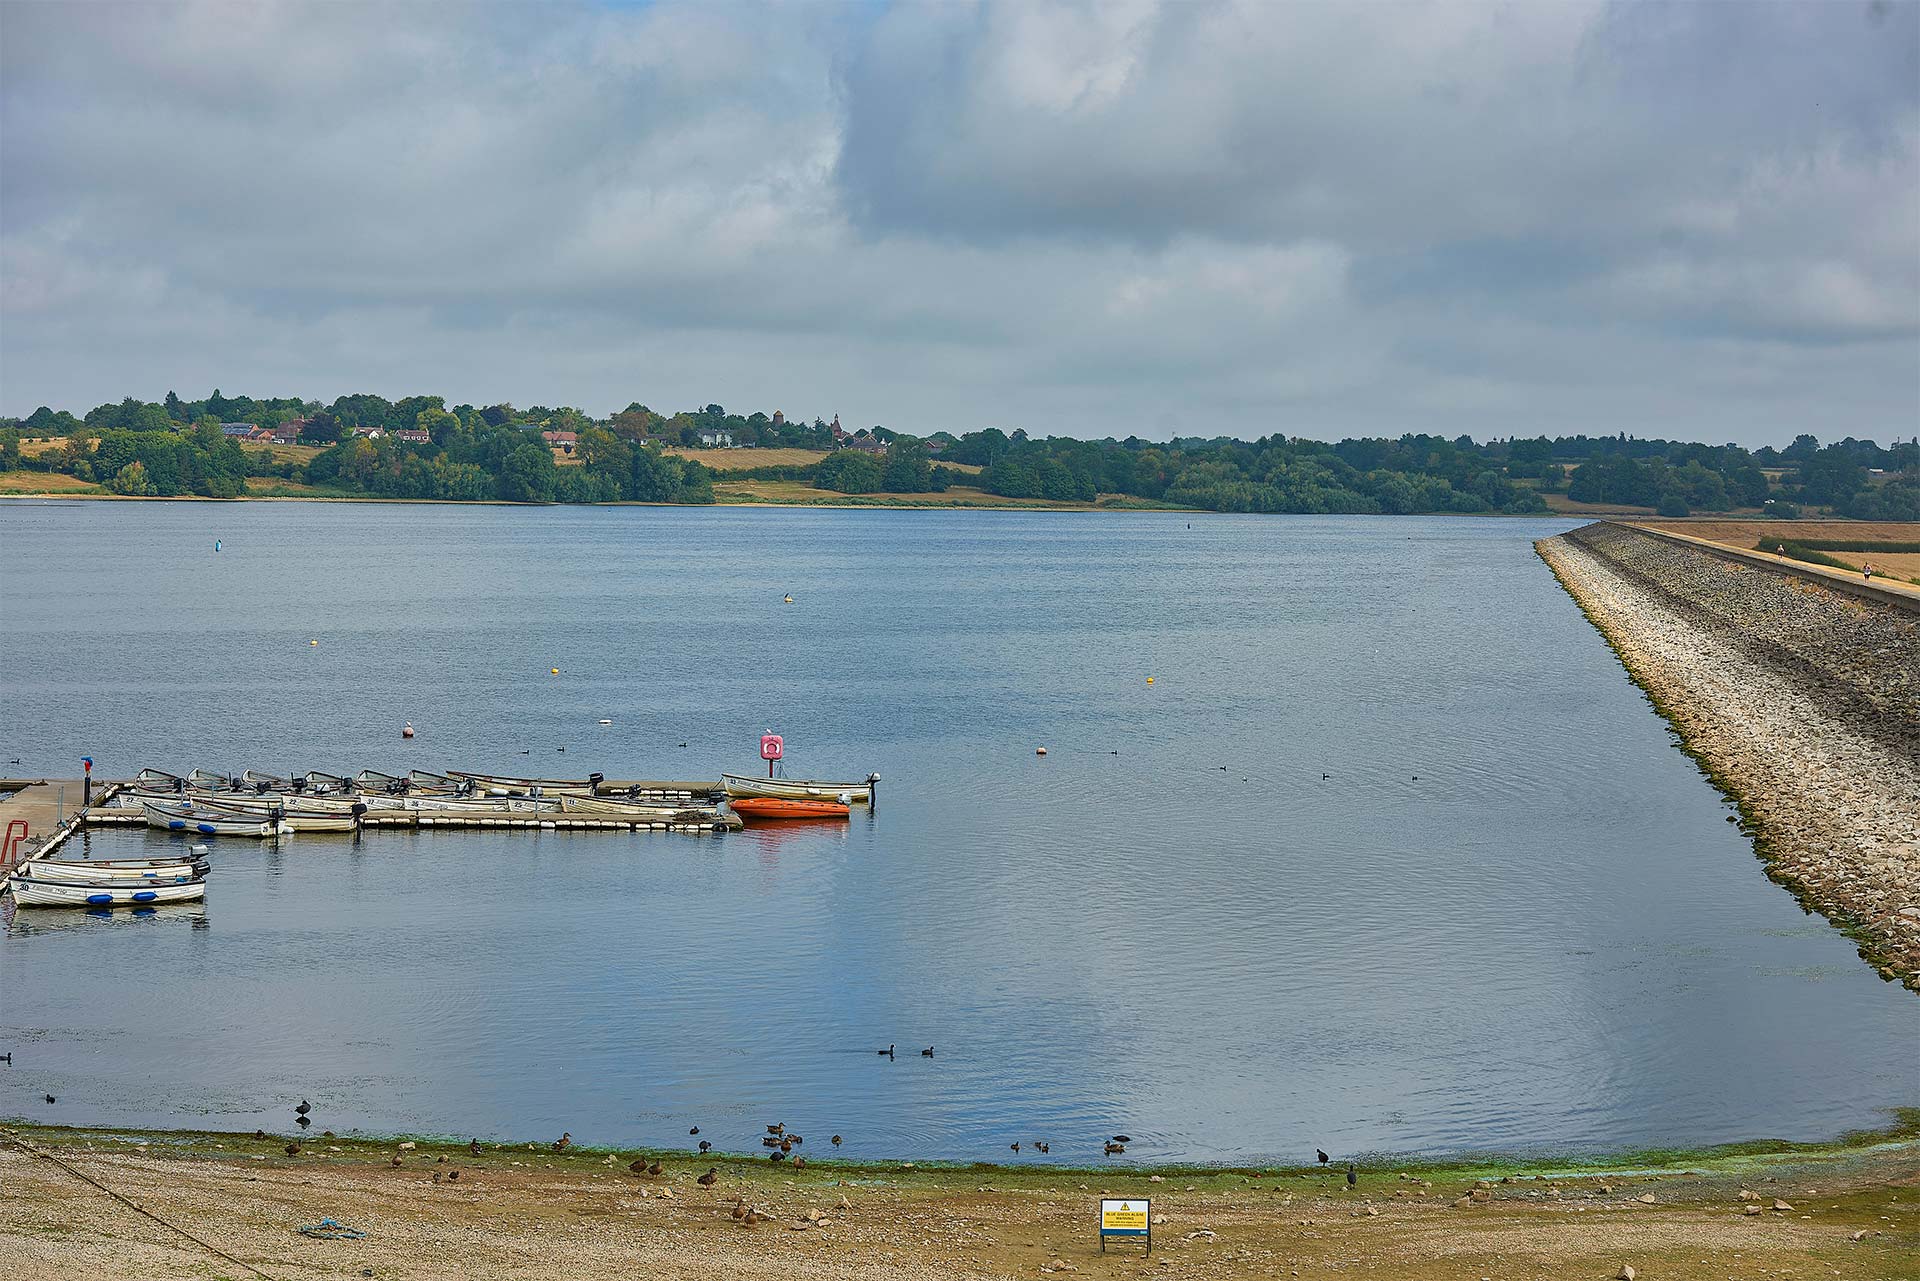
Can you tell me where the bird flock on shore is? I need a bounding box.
[2,1045,1364,1183]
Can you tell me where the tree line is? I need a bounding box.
[3,390,1915,518]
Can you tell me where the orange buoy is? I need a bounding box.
[402,722,415,739]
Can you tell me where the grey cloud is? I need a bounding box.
[0,0,1914,446]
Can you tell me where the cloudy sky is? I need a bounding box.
[2,1,1915,446]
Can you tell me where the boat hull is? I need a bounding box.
[7,874,208,907]
[15,858,207,883]
[722,774,872,803]
[138,802,285,838]
[728,797,851,821]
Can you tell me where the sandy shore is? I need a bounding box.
[1538,522,1920,988]
[3,1124,1916,1280]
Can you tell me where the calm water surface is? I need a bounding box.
[1,502,1913,1164]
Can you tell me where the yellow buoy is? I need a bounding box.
[784,595,793,604]
[551,668,560,675]
[1146,676,1154,684]
[310,640,318,646]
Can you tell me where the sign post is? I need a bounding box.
[760,733,784,779]
[1099,1198,1150,1255]
[82,756,93,808]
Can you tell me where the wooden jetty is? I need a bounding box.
[4,776,746,855]
[1,778,123,866]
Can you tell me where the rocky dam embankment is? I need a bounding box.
[1538,522,1920,991]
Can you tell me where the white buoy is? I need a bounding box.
[402,722,415,739]
[598,719,613,725]
[1035,746,1048,756]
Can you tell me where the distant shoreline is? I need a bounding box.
[0,490,1588,516]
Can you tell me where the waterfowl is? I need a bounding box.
[296,1115,311,1128]
[788,1134,802,1145]
[697,1168,718,1188]
[553,1132,572,1152]
[1347,1164,1357,1188]
[1010,1142,1020,1153]
[698,1140,712,1153]
[284,1142,300,1156]
[732,1202,747,1219]
[689,1126,700,1135]
[921,1046,934,1057]
[323,1130,335,1138]
[1036,1142,1048,1154]
[470,1139,483,1156]
[1104,1142,1125,1155]
[831,1135,842,1147]
[295,1100,310,1116]
[447,1169,459,1181]
[629,1159,648,1174]
[767,1123,784,1135]
[878,1044,895,1057]
[43,1093,55,1104]
[1316,1149,1329,1164]
[793,1156,807,1169]
[254,1130,267,1141]
[391,1153,404,1167]
[648,1159,663,1176]
[1111,1134,1132,1143]
[779,1137,792,1153]
[1,1052,11,1064]
[769,1150,785,1163]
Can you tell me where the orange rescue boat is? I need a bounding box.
[729,797,851,822]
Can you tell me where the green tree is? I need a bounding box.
[499,442,558,502]
[815,451,885,493]
[108,461,157,496]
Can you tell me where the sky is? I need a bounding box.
[2,1,1916,447]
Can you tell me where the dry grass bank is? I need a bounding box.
[0,472,100,493]
[712,479,1103,509]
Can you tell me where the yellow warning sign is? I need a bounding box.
[1100,1198,1148,1234]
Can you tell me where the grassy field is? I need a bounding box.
[1,1121,1914,1281]
[240,442,324,464]
[1639,518,1920,544]
[666,446,830,471]
[1636,519,1920,586]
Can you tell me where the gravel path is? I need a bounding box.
[1539,523,1920,990]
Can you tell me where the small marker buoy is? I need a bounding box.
[1146,676,1154,684]
[551,668,560,675]
[402,722,415,739]
[309,640,318,646]
[1035,746,1048,756]
[598,719,612,725]
[784,595,793,604]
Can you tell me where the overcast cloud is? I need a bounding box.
[2,0,1915,445]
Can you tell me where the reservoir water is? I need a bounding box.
[1,502,1914,1164]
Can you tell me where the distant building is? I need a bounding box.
[220,422,255,438]
[542,430,577,455]
[351,425,385,440]
[696,428,733,448]
[925,440,946,456]
[771,410,785,427]
[394,428,431,444]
